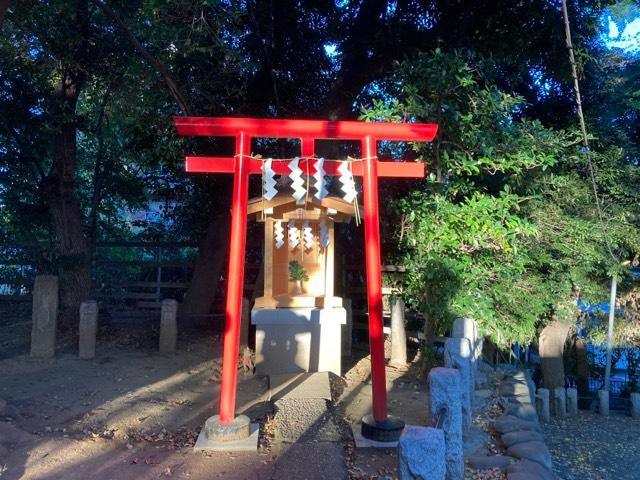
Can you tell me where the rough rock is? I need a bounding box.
[444,337,473,431]
[499,383,530,397]
[466,454,513,471]
[504,404,538,422]
[494,415,540,434]
[506,459,554,480]
[0,398,6,415]
[500,430,544,448]
[428,367,463,480]
[399,426,446,480]
[506,441,552,470]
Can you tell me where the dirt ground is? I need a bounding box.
[0,310,498,480]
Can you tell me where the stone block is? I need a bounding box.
[428,367,463,480]
[398,426,445,480]
[631,392,640,418]
[506,440,552,470]
[78,300,98,359]
[504,404,537,422]
[598,389,609,416]
[30,275,59,358]
[390,297,407,367]
[253,307,346,375]
[566,387,578,415]
[341,298,352,357]
[444,337,473,431]
[159,299,178,354]
[553,387,566,418]
[494,415,540,434]
[500,430,544,448]
[452,318,479,370]
[466,454,512,471]
[536,388,550,422]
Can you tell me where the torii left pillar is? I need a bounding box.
[174,117,437,444]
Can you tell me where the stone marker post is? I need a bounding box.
[630,392,640,418]
[598,390,610,416]
[390,297,407,367]
[159,299,178,354]
[553,387,567,418]
[566,387,578,415]
[428,367,463,480]
[444,337,473,431]
[536,388,550,422]
[30,275,59,358]
[79,300,98,359]
[398,426,445,480]
[452,317,479,376]
[239,298,250,350]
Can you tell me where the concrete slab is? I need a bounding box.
[352,425,411,448]
[193,423,259,452]
[269,372,332,401]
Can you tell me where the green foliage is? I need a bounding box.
[362,49,640,347]
[288,261,309,282]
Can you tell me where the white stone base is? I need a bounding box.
[252,307,346,376]
[193,423,259,452]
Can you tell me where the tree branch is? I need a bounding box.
[90,0,193,115]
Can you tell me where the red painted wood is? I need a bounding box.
[185,156,425,178]
[218,132,251,424]
[173,116,437,429]
[361,136,387,422]
[174,116,437,141]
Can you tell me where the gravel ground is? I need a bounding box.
[542,410,640,480]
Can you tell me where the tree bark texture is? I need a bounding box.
[539,320,570,390]
[40,0,91,332]
[179,213,230,322]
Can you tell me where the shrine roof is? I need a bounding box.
[247,194,359,221]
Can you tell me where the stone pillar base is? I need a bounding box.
[361,414,405,442]
[252,307,346,376]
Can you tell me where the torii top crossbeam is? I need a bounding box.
[174,116,437,441]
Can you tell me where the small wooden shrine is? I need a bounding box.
[248,194,357,309]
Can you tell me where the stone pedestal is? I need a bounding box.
[252,307,346,376]
[30,275,59,358]
[79,300,98,359]
[159,299,178,354]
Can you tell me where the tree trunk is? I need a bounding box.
[40,0,91,334]
[575,337,590,396]
[179,214,230,323]
[539,320,570,389]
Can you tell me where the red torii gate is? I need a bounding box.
[174,117,437,441]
